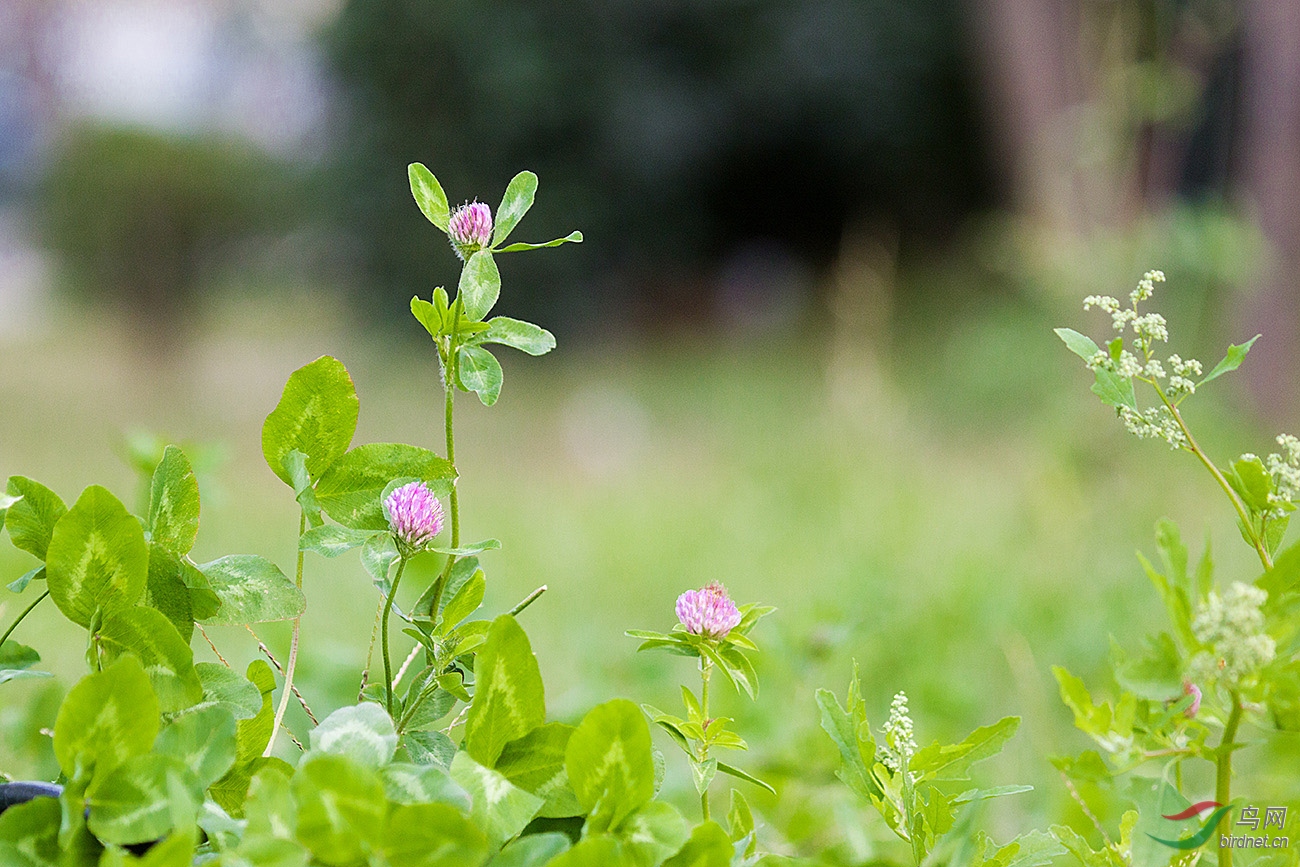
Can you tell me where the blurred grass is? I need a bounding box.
[0,287,1289,861]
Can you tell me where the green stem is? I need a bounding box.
[0,589,49,649]
[265,512,307,757]
[1216,693,1243,867]
[426,304,464,630]
[700,657,712,821]
[1154,384,1273,570]
[507,586,547,617]
[382,557,410,718]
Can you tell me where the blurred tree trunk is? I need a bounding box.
[1239,0,1300,413]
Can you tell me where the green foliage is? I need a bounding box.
[45,485,148,628]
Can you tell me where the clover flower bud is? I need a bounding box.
[384,481,444,550]
[1183,682,1201,718]
[448,201,493,259]
[676,582,743,639]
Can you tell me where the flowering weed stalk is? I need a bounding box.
[1056,271,1300,867]
[628,583,774,824]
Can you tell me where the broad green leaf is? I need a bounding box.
[496,232,583,253]
[380,763,470,810]
[241,762,296,840]
[283,449,323,527]
[910,716,1020,782]
[0,641,47,685]
[566,699,655,832]
[449,752,544,850]
[155,705,237,789]
[409,163,450,231]
[618,801,690,867]
[382,802,490,867]
[411,296,441,338]
[991,830,1069,867]
[543,836,631,867]
[1200,335,1260,385]
[1230,455,1273,513]
[458,251,501,321]
[262,356,359,486]
[492,171,537,247]
[464,615,546,767]
[480,317,556,356]
[490,833,571,867]
[715,762,775,795]
[209,660,278,815]
[362,533,399,588]
[3,477,66,560]
[662,820,733,867]
[1054,328,1101,362]
[816,683,882,800]
[1090,367,1137,410]
[145,544,195,642]
[315,443,455,530]
[399,730,456,769]
[299,525,382,558]
[45,485,147,627]
[148,446,200,555]
[0,796,60,864]
[1113,632,1182,700]
[441,568,485,629]
[53,655,158,779]
[97,606,203,713]
[292,753,386,866]
[496,723,582,818]
[86,754,203,845]
[310,703,398,769]
[195,662,264,720]
[458,345,503,406]
[199,555,304,624]
[728,789,755,847]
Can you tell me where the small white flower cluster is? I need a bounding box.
[1265,434,1300,504]
[1132,269,1166,303]
[880,690,917,773]
[1119,406,1188,449]
[1166,354,1203,398]
[1190,582,1276,685]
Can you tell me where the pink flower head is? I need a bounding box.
[448,201,493,258]
[676,582,743,639]
[384,481,444,550]
[1183,681,1201,718]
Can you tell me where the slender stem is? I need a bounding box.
[265,511,307,757]
[1216,693,1244,867]
[700,657,712,821]
[1154,385,1273,570]
[507,586,547,617]
[426,313,464,627]
[382,557,410,717]
[0,590,49,649]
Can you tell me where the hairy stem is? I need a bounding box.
[382,557,410,717]
[0,590,49,649]
[426,306,464,630]
[1216,693,1244,867]
[700,658,712,821]
[265,511,306,757]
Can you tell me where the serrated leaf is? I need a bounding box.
[480,317,556,356]
[492,171,537,247]
[911,716,1020,782]
[148,445,200,555]
[262,356,359,486]
[3,476,66,560]
[310,703,398,769]
[97,606,203,713]
[315,443,455,530]
[409,163,450,231]
[464,615,546,767]
[400,730,456,769]
[45,485,148,628]
[496,231,583,253]
[458,344,503,406]
[1090,367,1137,410]
[458,251,501,321]
[199,555,304,624]
[1201,335,1260,385]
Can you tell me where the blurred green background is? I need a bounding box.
[1,0,1298,861]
